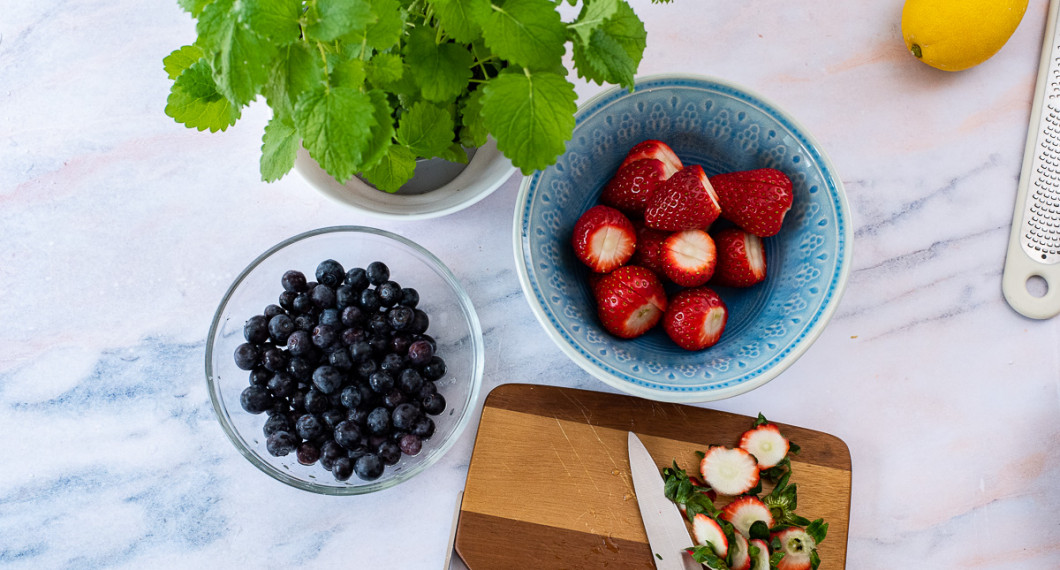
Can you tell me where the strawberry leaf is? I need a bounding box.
[165,59,241,132]
[294,86,378,182]
[404,27,474,103]
[260,115,300,182]
[432,0,491,44]
[480,69,576,173]
[482,0,566,70]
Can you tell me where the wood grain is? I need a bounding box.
[455,384,851,569]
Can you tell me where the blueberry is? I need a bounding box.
[368,335,389,354]
[341,306,365,327]
[328,348,352,370]
[244,315,270,344]
[409,309,429,334]
[355,358,378,379]
[399,433,423,456]
[376,281,401,307]
[407,339,434,366]
[263,304,285,319]
[304,388,330,414]
[422,392,446,415]
[286,330,312,357]
[319,308,342,328]
[380,352,405,373]
[354,453,384,481]
[261,346,288,373]
[347,407,370,427]
[268,314,295,344]
[292,293,313,314]
[422,356,447,380]
[334,420,363,449]
[359,288,380,312]
[311,324,337,348]
[233,343,260,370]
[366,261,390,285]
[295,413,326,440]
[398,368,424,394]
[321,409,346,429]
[340,385,363,409]
[297,441,321,465]
[411,416,435,439]
[366,407,390,435]
[248,367,271,387]
[342,327,368,347]
[335,285,357,309]
[267,372,297,399]
[311,365,344,394]
[278,290,297,311]
[316,259,346,288]
[383,389,405,408]
[387,306,414,331]
[390,333,413,355]
[281,270,308,292]
[368,312,390,335]
[332,457,354,481]
[349,340,372,362]
[263,413,293,437]
[345,267,369,290]
[266,431,300,457]
[417,380,437,400]
[368,371,395,394]
[287,355,313,381]
[377,440,401,465]
[391,403,421,431]
[399,288,419,308]
[320,439,344,470]
[310,284,337,308]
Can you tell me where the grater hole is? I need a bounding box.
[1025,275,1049,298]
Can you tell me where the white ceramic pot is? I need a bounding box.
[294,138,516,220]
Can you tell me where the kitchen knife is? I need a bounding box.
[627,431,701,570]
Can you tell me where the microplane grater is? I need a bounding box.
[1003,0,1060,318]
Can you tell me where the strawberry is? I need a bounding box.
[738,423,790,469]
[772,526,823,570]
[643,165,722,231]
[594,266,667,338]
[600,158,667,215]
[691,513,728,558]
[619,139,683,178]
[730,532,752,570]
[662,229,716,287]
[699,446,759,496]
[571,205,636,273]
[711,227,766,287]
[709,168,794,237]
[748,539,770,570]
[663,287,728,351]
[721,496,775,538]
[631,222,669,276]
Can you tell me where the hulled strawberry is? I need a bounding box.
[662,229,717,287]
[738,422,790,469]
[691,513,728,558]
[772,525,825,570]
[711,227,767,287]
[721,496,775,538]
[699,446,759,496]
[709,168,794,237]
[749,539,770,570]
[730,532,751,570]
[663,287,728,351]
[594,266,667,338]
[571,205,636,273]
[631,222,669,276]
[619,139,683,178]
[600,158,667,215]
[643,165,722,231]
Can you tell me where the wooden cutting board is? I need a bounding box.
[455,384,851,569]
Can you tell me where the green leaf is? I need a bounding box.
[197,0,278,106]
[364,0,406,51]
[294,86,378,182]
[264,42,327,123]
[432,0,491,44]
[396,101,455,159]
[366,52,405,88]
[178,0,214,17]
[568,0,619,44]
[241,0,302,45]
[331,57,367,89]
[570,0,645,90]
[260,114,300,182]
[404,27,473,103]
[458,89,488,148]
[481,69,576,173]
[163,45,204,80]
[360,89,397,170]
[303,0,374,42]
[360,144,417,192]
[165,59,241,132]
[482,0,566,70]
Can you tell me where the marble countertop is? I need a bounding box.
[4,1,1059,568]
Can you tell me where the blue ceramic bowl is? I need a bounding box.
[513,74,852,403]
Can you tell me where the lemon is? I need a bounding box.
[901,0,1029,71]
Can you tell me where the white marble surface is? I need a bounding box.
[3,0,1060,568]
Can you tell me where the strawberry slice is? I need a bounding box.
[600,158,667,216]
[662,229,717,287]
[709,168,794,237]
[691,513,729,558]
[730,532,751,570]
[772,526,821,570]
[698,446,760,496]
[594,266,667,338]
[721,496,775,538]
[738,423,790,468]
[663,287,728,351]
[631,222,668,276]
[571,205,636,273]
[643,165,722,231]
[749,538,770,570]
[619,139,683,178]
[711,227,766,287]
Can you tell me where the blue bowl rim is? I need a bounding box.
[512,73,853,403]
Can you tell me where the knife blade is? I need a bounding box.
[627,431,700,570]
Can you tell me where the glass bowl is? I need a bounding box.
[514,74,852,403]
[206,226,484,494]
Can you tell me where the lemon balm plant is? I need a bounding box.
[163,0,671,192]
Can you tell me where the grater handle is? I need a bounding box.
[1003,0,1060,319]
